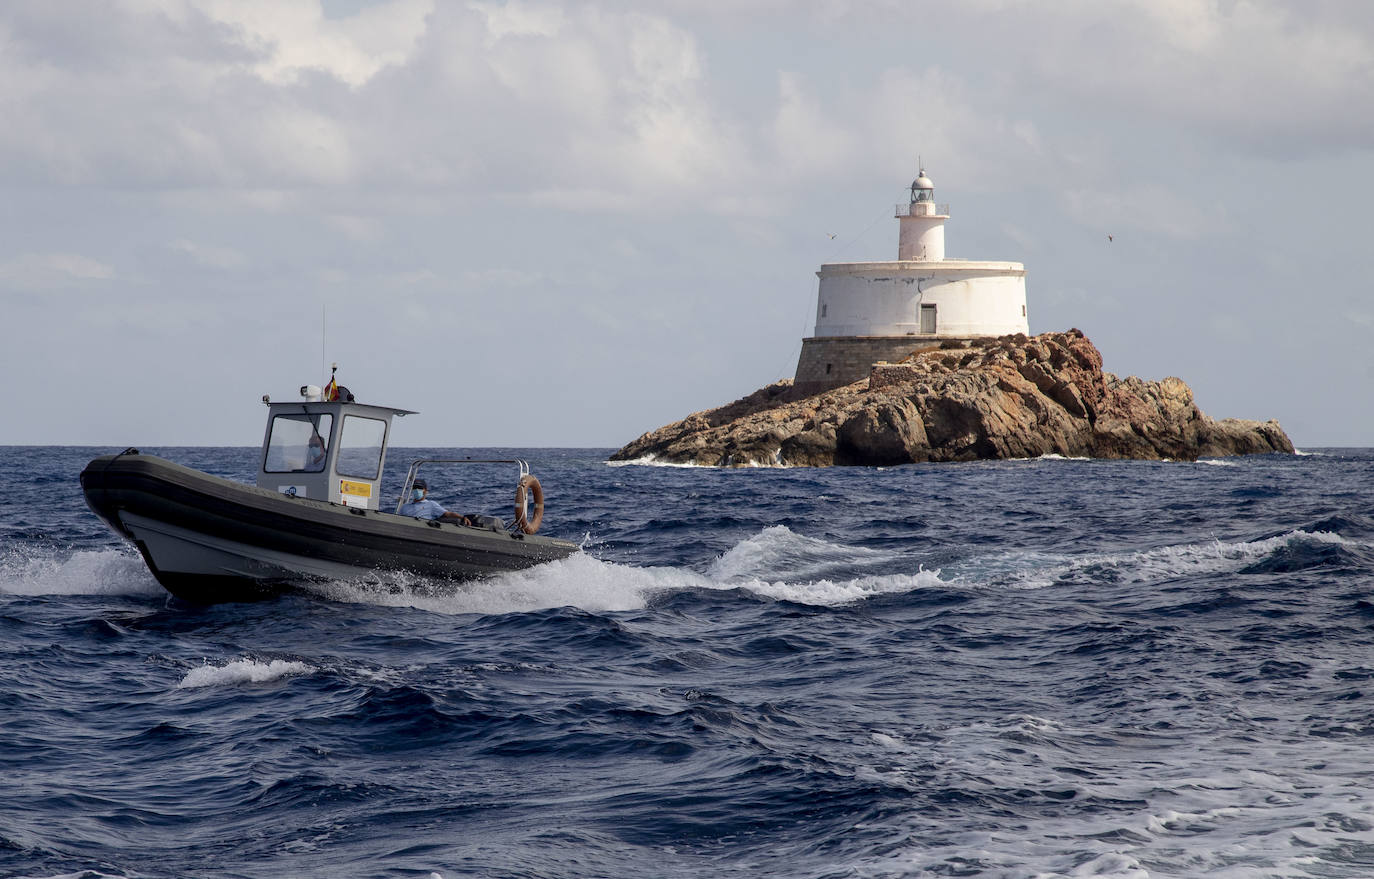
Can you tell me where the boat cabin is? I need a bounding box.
[256,394,416,510]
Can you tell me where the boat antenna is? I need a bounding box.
[321,303,327,388]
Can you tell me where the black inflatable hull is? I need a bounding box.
[80,453,580,603]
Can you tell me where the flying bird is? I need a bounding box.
[827,233,837,239]
[1107,234,1114,242]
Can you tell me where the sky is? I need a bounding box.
[2,0,1372,448]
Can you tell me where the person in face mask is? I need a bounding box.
[397,478,472,525]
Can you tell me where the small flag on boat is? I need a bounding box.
[324,366,339,401]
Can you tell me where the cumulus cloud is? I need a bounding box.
[2,0,1372,444]
[200,0,433,87]
[4,0,1371,202]
[0,1,756,207]
[997,0,1374,156]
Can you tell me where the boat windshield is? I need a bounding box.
[264,413,333,473]
[337,415,386,480]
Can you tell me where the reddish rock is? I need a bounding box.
[610,329,1294,467]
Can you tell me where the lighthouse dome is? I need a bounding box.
[910,169,936,206]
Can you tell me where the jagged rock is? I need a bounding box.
[837,399,928,465]
[610,329,1295,467]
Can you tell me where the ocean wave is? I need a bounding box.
[708,525,906,583]
[959,530,1357,591]
[0,546,162,597]
[9,873,136,879]
[177,658,313,689]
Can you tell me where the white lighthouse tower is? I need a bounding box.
[897,169,946,261]
[793,168,1031,393]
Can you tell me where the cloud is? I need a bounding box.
[1060,184,1229,241]
[199,0,433,87]
[770,71,858,176]
[472,0,565,45]
[1003,0,1374,157]
[170,239,246,270]
[0,252,116,288]
[2,1,1373,445]
[6,0,1372,203]
[0,1,763,208]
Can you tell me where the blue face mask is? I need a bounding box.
[411,488,425,500]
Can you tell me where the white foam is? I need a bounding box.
[708,525,904,583]
[278,527,1359,616]
[1195,458,1239,466]
[304,551,705,615]
[1146,806,1243,835]
[870,732,905,749]
[851,704,1374,878]
[305,526,948,614]
[727,570,945,605]
[1045,853,1150,879]
[0,547,162,597]
[606,454,794,469]
[605,455,713,468]
[964,530,1353,592]
[177,658,313,689]
[10,873,134,879]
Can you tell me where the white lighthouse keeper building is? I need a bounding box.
[793,169,1030,394]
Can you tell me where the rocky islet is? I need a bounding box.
[611,329,1293,467]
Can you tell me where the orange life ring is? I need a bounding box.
[513,474,544,535]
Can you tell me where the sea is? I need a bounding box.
[2,445,1373,879]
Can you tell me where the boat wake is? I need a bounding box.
[300,525,945,615]
[4,526,1362,618]
[298,526,1360,615]
[956,529,1358,591]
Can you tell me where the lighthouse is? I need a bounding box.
[897,170,946,261]
[793,169,1030,394]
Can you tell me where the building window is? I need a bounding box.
[825,363,832,375]
[1022,305,1026,316]
[821,304,827,318]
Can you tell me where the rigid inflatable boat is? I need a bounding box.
[80,376,580,603]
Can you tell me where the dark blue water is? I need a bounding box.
[3,446,1374,878]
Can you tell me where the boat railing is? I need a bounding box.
[395,458,530,515]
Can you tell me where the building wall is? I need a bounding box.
[897,217,946,261]
[814,261,1029,339]
[793,335,980,395]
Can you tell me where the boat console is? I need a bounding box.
[257,396,415,510]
